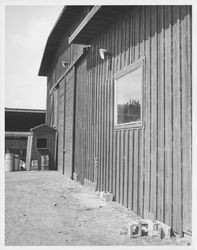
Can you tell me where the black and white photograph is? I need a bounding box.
[1,0,195,248]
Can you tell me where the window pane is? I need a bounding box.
[116,66,142,124]
[37,138,47,149]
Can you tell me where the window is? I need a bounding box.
[36,138,47,149]
[115,60,143,126]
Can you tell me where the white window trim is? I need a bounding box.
[114,57,145,128]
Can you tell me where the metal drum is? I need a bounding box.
[5,153,14,172]
[14,155,20,171]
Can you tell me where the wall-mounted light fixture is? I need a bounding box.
[99,49,112,60]
[62,61,69,68]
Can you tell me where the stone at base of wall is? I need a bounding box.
[128,223,142,238]
[100,191,113,202]
[141,219,171,239]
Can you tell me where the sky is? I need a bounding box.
[5,5,63,110]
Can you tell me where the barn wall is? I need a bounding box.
[46,5,192,236]
[73,5,192,236]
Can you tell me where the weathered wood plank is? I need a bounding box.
[113,130,117,196]
[124,130,129,207]
[116,131,120,202]
[57,80,65,175]
[89,49,93,181]
[125,12,130,66]
[97,38,102,190]
[181,6,192,234]
[143,6,151,218]
[164,5,173,228]
[129,8,134,65]
[120,130,124,205]
[109,78,113,192]
[139,6,145,59]
[134,6,140,60]
[150,6,158,220]
[118,19,122,72]
[114,19,119,74]
[128,130,134,210]
[157,5,165,222]
[172,6,182,235]
[138,129,144,217]
[133,129,139,214]
[106,80,110,191]
[121,14,126,69]
[64,68,75,178]
[104,80,108,190]
[100,81,104,190]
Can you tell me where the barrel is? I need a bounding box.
[5,153,14,172]
[14,155,20,171]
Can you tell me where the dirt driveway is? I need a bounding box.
[5,171,190,246]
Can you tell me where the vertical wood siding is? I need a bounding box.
[47,5,192,236]
[64,68,75,178]
[57,79,65,174]
[74,57,88,184]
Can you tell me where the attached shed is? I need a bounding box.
[5,108,46,162]
[26,124,57,171]
[38,6,192,237]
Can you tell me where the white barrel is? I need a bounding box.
[14,155,20,171]
[5,153,14,172]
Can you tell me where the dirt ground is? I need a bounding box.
[5,171,191,246]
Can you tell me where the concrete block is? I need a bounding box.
[159,221,171,239]
[128,223,142,238]
[100,192,113,202]
[141,222,149,236]
[148,224,161,238]
[142,219,170,239]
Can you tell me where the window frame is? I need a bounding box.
[114,58,144,129]
[36,137,48,149]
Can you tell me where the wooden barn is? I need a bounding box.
[38,6,192,237]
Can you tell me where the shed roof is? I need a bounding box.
[30,124,57,132]
[5,131,31,138]
[5,107,45,113]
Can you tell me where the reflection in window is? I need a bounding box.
[116,65,142,125]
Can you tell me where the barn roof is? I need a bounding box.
[68,6,128,45]
[38,6,85,77]
[38,5,127,77]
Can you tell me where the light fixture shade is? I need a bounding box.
[62,61,68,68]
[99,48,111,60]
